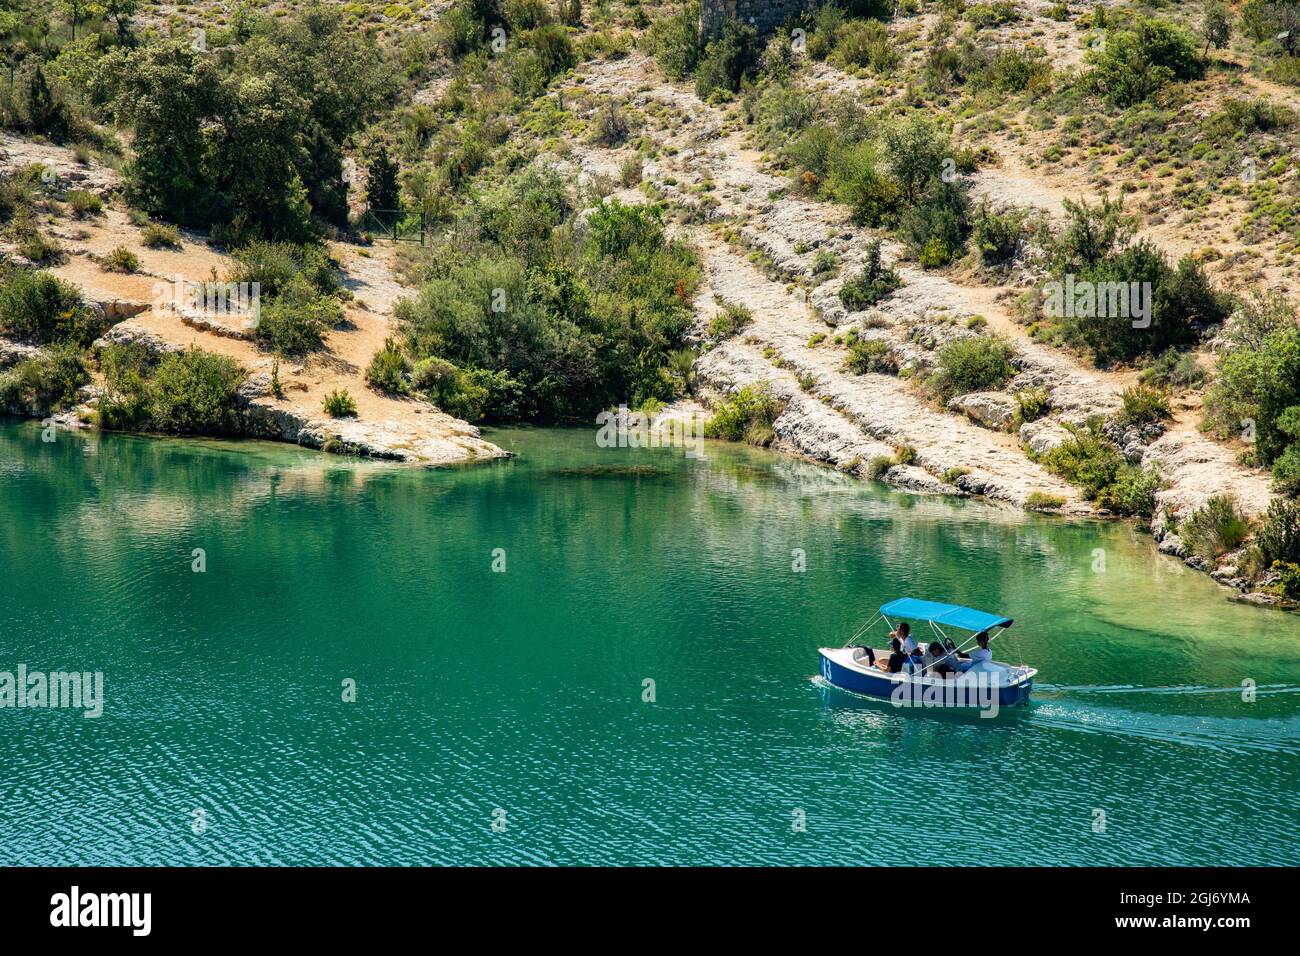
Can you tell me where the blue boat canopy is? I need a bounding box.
[879,598,1012,632]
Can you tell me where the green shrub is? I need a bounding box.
[1140,348,1206,389]
[845,337,898,374]
[228,241,339,298]
[1119,384,1171,425]
[1203,322,1300,467]
[1043,199,1232,364]
[1025,491,1066,511]
[397,168,698,422]
[695,21,758,99]
[969,201,1026,267]
[1270,560,1300,599]
[1014,386,1051,424]
[141,222,182,249]
[929,335,1016,401]
[1084,17,1204,107]
[143,349,245,434]
[811,249,839,276]
[102,246,140,273]
[977,46,1051,93]
[1272,408,1300,495]
[0,344,89,413]
[708,299,752,342]
[645,1,702,80]
[412,355,491,420]
[805,5,847,60]
[833,20,899,74]
[619,155,643,187]
[866,454,896,478]
[705,382,784,445]
[1044,423,1123,497]
[1042,420,1160,516]
[96,342,156,431]
[1097,464,1162,518]
[882,115,953,207]
[839,240,901,310]
[1256,498,1300,568]
[65,189,102,217]
[1180,495,1250,560]
[590,98,630,146]
[1205,97,1294,139]
[899,182,970,266]
[366,337,409,393]
[826,142,903,227]
[966,2,1020,28]
[0,269,95,347]
[16,231,64,265]
[323,388,358,417]
[253,276,344,355]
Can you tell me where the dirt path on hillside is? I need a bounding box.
[2,143,502,465]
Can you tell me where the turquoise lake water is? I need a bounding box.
[1,419,1297,865]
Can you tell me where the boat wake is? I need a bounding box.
[1026,702,1300,756]
[1037,682,1300,697]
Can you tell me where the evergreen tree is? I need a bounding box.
[365,145,401,212]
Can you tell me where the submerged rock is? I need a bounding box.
[1157,533,1186,557]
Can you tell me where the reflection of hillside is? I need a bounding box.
[0,423,432,568]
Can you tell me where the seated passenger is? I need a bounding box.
[925,641,955,677]
[968,631,994,664]
[891,622,917,655]
[876,637,909,674]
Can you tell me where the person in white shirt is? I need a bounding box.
[968,631,993,663]
[891,622,918,655]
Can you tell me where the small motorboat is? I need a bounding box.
[818,598,1035,712]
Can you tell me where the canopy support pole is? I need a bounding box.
[843,613,882,649]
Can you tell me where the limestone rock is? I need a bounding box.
[1020,418,1071,456]
[0,337,43,369]
[948,391,1016,431]
[93,324,184,356]
[237,372,274,401]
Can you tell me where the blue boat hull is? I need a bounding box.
[819,651,1033,709]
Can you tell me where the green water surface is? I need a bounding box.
[1,420,1297,865]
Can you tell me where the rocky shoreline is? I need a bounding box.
[2,325,506,465]
[554,55,1291,609]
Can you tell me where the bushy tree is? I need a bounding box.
[1204,322,1300,468]
[143,349,245,434]
[694,20,757,99]
[1043,199,1231,364]
[102,8,393,238]
[0,269,95,346]
[1202,2,1232,57]
[646,1,702,80]
[1084,17,1204,106]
